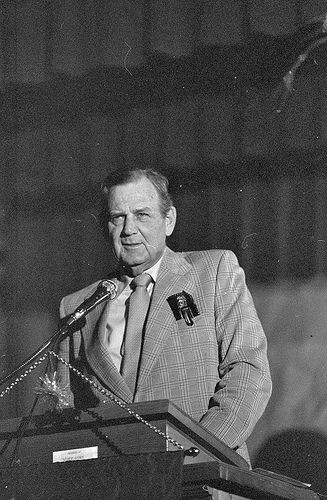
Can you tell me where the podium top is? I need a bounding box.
[1,400,322,499]
[0,399,248,469]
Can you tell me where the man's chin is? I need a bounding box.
[119,254,149,274]
[121,251,147,266]
[118,248,164,275]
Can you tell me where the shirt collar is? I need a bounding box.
[144,252,164,283]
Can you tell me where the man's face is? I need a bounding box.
[107,177,176,276]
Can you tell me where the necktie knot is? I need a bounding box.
[131,272,152,290]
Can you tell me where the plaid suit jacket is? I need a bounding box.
[56,248,271,461]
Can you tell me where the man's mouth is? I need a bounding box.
[122,242,142,247]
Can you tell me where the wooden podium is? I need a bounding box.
[0,400,322,499]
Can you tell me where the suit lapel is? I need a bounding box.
[136,248,194,392]
[82,278,133,402]
[76,251,194,401]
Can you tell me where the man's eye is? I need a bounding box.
[110,215,124,225]
[137,212,150,221]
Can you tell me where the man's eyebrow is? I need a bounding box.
[109,206,153,215]
[134,206,152,212]
[109,210,125,216]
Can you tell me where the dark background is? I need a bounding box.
[1,0,327,493]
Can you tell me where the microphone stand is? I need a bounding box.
[0,280,118,496]
[0,319,83,390]
[0,321,84,500]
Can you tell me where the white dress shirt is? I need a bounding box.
[103,254,163,371]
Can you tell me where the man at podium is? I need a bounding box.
[55,166,272,496]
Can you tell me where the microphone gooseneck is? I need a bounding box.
[75,279,117,314]
[64,279,118,328]
[0,279,118,388]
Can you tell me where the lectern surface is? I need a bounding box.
[0,400,323,500]
[0,399,246,469]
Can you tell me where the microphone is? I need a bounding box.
[63,279,118,329]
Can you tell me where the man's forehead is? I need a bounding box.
[108,179,159,209]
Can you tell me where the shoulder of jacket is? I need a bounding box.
[60,280,102,311]
[183,249,237,266]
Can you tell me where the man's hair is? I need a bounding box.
[99,167,174,237]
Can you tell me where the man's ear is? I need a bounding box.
[165,206,177,236]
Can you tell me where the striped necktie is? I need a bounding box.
[121,272,152,394]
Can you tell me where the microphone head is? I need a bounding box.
[99,279,118,299]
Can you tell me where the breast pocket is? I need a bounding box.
[164,313,217,377]
[170,312,215,352]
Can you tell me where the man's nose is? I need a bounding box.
[122,215,137,235]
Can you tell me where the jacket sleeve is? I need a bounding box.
[199,250,272,450]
